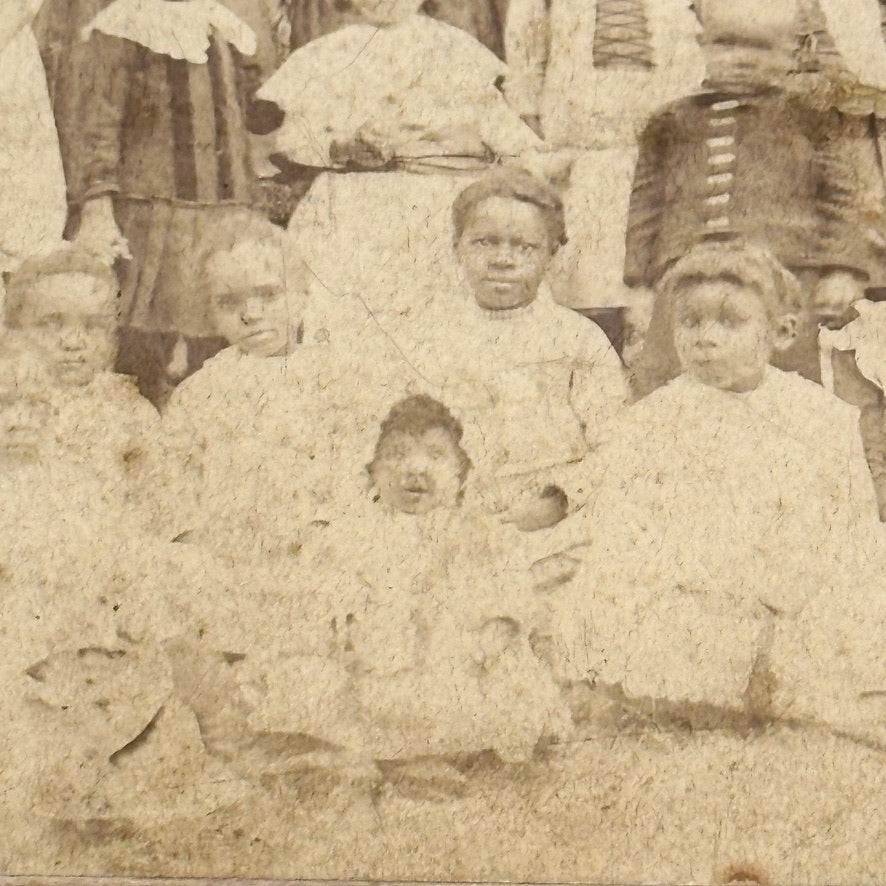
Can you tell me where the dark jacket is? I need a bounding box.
[625,90,886,289]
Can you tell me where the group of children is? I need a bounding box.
[2,159,884,839]
[0,0,885,853]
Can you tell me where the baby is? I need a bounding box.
[293,395,570,791]
[539,242,884,723]
[3,247,164,531]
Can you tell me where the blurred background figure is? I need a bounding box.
[502,0,705,350]
[0,0,66,282]
[283,0,508,57]
[625,0,886,398]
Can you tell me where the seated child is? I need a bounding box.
[0,358,233,844]
[3,247,164,532]
[188,395,570,791]
[537,242,884,722]
[297,395,571,779]
[162,215,416,560]
[396,169,628,531]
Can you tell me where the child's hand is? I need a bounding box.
[76,197,131,263]
[500,485,568,532]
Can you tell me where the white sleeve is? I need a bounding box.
[568,327,629,450]
[503,0,549,118]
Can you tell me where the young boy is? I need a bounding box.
[398,169,628,531]
[540,242,883,720]
[4,247,164,532]
[162,216,416,560]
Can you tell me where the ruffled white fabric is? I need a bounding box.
[817,0,886,90]
[820,299,886,392]
[0,26,65,268]
[258,16,540,168]
[82,0,257,63]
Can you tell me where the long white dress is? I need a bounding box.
[293,498,571,762]
[0,7,65,271]
[540,369,886,720]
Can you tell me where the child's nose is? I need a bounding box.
[488,245,517,268]
[242,298,265,321]
[60,327,86,349]
[698,320,723,345]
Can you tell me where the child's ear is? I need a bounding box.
[772,312,799,352]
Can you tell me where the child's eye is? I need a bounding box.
[474,238,493,248]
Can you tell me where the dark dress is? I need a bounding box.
[286,0,508,57]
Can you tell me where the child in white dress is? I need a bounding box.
[4,247,164,533]
[396,170,628,531]
[162,217,416,561]
[295,395,571,783]
[539,243,885,732]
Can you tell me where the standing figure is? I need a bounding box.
[71,0,261,407]
[0,0,66,276]
[625,0,886,396]
[502,0,705,317]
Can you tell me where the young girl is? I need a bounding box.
[72,0,261,405]
[162,216,416,560]
[3,247,165,533]
[540,243,884,727]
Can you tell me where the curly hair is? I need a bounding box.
[369,394,472,486]
[657,240,804,320]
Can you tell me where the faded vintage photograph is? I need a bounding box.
[0,0,884,883]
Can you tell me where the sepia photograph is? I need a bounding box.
[0,0,884,883]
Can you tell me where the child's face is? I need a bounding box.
[209,244,295,357]
[456,197,554,312]
[672,280,792,392]
[371,427,464,514]
[18,273,117,387]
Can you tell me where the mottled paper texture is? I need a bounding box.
[1,0,885,884]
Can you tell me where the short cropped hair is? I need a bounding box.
[657,241,804,319]
[370,394,473,486]
[195,210,307,302]
[5,247,119,328]
[452,168,567,250]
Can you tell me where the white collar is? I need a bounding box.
[83,0,256,64]
[466,282,552,322]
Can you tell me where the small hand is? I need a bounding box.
[76,197,131,263]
